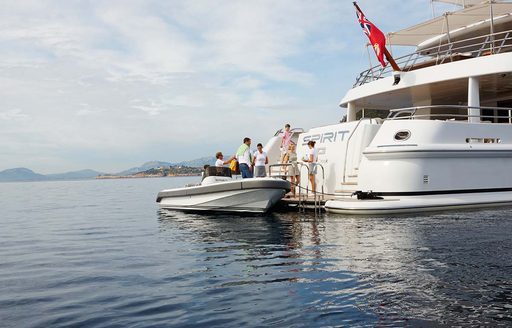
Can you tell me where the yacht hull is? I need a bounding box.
[157,178,290,213]
[325,191,512,215]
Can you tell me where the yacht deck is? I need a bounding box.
[355,29,512,87]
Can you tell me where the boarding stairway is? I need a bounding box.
[263,120,383,212]
[335,118,382,197]
[268,163,326,214]
[264,127,327,212]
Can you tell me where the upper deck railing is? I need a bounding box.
[386,105,512,123]
[354,29,512,87]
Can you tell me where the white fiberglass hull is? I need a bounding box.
[156,178,290,213]
[325,191,512,215]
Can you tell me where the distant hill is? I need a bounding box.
[116,157,216,175]
[142,166,202,176]
[174,156,216,168]
[116,161,172,176]
[0,168,46,182]
[1,156,218,183]
[45,169,103,180]
[0,168,103,182]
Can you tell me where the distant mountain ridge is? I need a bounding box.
[46,169,104,180]
[174,156,216,168]
[0,156,217,182]
[116,157,216,175]
[0,168,103,182]
[0,168,47,182]
[116,161,173,176]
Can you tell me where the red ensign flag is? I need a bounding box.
[353,2,387,67]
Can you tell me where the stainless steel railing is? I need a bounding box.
[269,163,306,211]
[386,105,512,122]
[268,162,325,213]
[273,128,305,137]
[354,29,512,87]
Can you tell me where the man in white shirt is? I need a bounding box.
[215,152,232,167]
[252,143,268,177]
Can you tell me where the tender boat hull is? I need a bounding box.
[157,178,290,213]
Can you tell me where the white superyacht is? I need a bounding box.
[268,0,512,214]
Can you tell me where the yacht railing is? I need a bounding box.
[268,162,325,213]
[273,127,305,137]
[269,162,309,211]
[387,105,512,123]
[313,163,325,205]
[355,29,512,87]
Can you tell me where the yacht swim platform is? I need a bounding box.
[279,193,512,215]
[277,194,336,212]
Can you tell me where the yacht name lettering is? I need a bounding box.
[303,130,350,144]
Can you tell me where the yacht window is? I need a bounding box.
[394,130,411,141]
[466,138,483,143]
[465,138,501,144]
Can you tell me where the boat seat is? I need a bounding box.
[203,166,232,179]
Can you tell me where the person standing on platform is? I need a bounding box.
[280,124,292,164]
[304,140,318,194]
[286,142,300,197]
[253,143,268,178]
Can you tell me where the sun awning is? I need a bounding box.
[434,0,488,7]
[387,2,512,46]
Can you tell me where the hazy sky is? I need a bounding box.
[0,0,456,173]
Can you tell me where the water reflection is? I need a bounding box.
[158,208,512,326]
[158,210,379,326]
[158,209,328,249]
[3,178,511,326]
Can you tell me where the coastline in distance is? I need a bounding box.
[0,156,215,182]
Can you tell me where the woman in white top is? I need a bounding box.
[252,143,268,177]
[304,140,318,193]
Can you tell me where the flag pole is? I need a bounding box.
[384,47,401,71]
[353,2,401,71]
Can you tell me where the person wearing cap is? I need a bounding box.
[304,140,318,194]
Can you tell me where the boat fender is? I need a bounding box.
[351,190,383,200]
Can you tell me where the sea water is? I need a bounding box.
[1,177,512,327]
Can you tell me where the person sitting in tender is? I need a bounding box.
[215,152,233,167]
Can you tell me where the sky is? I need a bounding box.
[0,0,457,174]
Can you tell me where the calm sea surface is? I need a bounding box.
[1,177,512,327]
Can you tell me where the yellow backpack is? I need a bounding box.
[229,159,240,175]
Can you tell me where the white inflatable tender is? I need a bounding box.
[156,167,290,213]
